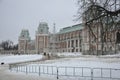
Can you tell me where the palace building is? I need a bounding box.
[18,22,83,54]
[55,24,83,53]
[18,22,120,55]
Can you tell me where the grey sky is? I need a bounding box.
[0,0,79,44]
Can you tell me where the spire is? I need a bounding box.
[52,23,56,54]
[53,23,56,34]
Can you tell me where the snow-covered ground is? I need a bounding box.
[0,52,120,64]
[100,53,120,58]
[56,52,120,58]
[0,54,43,64]
[10,56,120,80]
[56,52,82,57]
[1,53,120,80]
[36,57,120,68]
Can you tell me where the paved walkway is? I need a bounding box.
[0,55,60,80]
[0,64,85,80]
[0,64,58,80]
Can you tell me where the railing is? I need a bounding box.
[9,64,120,80]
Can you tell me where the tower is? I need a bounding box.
[18,29,30,54]
[35,22,49,54]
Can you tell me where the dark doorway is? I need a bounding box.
[116,32,120,43]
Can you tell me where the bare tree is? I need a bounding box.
[0,40,18,50]
[77,0,120,55]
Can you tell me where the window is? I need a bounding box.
[76,40,78,47]
[76,49,78,52]
[71,40,74,47]
[79,39,82,47]
[40,29,43,33]
[71,33,73,38]
[68,41,70,48]
[22,35,24,37]
[80,48,82,52]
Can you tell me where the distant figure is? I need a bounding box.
[43,52,46,56]
[1,62,4,65]
[47,53,50,59]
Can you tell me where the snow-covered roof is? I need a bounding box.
[58,23,83,34]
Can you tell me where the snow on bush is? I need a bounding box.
[0,54,43,64]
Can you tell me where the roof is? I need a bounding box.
[58,23,83,34]
[19,29,31,40]
[37,22,49,34]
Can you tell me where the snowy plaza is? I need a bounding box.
[0,53,120,80]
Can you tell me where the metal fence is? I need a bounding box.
[9,64,120,80]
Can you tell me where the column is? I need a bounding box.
[78,39,80,52]
[74,39,76,52]
[66,40,68,52]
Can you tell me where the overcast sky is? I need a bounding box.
[0,0,79,44]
